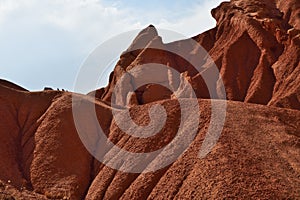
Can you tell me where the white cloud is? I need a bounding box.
[157,0,223,38]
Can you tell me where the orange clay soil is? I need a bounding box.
[0,82,299,199]
[0,0,300,199]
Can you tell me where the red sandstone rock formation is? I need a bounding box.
[0,0,299,199]
[94,0,300,110]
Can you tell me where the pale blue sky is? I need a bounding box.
[0,0,224,92]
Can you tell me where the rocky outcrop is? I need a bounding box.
[92,0,300,110]
[1,0,300,199]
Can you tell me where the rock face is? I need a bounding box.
[0,0,300,199]
[94,0,300,110]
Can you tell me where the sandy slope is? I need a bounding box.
[0,84,299,199]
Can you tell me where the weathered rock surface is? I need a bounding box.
[94,0,300,110]
[1,0,300,199]
[0,84,300,199]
